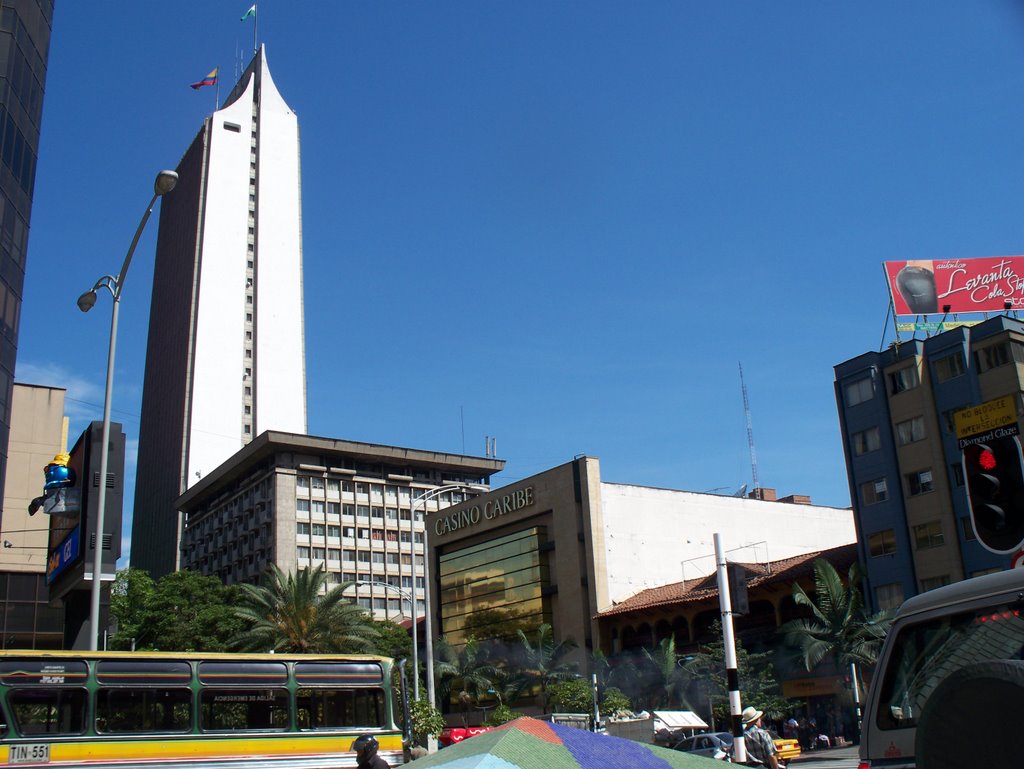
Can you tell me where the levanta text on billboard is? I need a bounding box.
[885,256,1024,316]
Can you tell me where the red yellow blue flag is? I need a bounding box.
[189,68,219,90]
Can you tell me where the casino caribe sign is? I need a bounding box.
[433,486,535,536]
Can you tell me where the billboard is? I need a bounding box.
[884,256,1024,316]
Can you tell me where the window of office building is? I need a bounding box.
[889,365,920,394]
[326,479,340,494]
[328,525,340,538]
[438,527,551,649]
[876,582,904,611]
[861,478,888,505]
[297,546,310,559]
[976,342,1012,372]
[913,521,944,550]
[853,427,880,455]
[297,477,310,491]
[296,499,310,513]
[311,547,325,560]
[312,500,325,515]
[906,469,933,496]
[311,524,325,537]
[844,377,874,407]
[296,522,310,536]
[869,529,897,557]
[934,351,966,382]
[896,416,925,446]
[387,553,400,565]
[328,548,340,561]
[327,502,340,515]
[372,552,385,565]
[357,552,370,564]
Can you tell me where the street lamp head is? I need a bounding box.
[154,170,178,197]
[77,290,98,313]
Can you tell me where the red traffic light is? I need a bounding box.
[977,448,997,471]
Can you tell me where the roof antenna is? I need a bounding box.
[739,362,761,500]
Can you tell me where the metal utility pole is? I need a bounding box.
[714,533,747,764]
[739,362,761,500]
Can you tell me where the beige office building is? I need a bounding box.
[0,383,66,648]
[427,456,855,661]
[176,431,503,621]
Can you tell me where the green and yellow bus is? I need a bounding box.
[0,650,404,768]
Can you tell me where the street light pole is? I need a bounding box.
[418,483,488,710]
[77,170,178,652]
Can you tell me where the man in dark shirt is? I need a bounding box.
[353,734,390,769]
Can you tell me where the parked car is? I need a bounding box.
[672,732,733,761]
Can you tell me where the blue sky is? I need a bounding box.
[16,2,1024,562]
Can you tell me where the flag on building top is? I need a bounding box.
[189,68,218,90]
[241,4,256,21]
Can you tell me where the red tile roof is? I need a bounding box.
[595,543,857,618]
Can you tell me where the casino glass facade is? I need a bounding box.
[438,526,552,646]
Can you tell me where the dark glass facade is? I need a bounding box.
[438,526,551,647]
[0,0,51,504]
[0,572,63,649]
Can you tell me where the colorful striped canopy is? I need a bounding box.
[407,717,720,769]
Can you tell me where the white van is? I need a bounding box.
[859,568,1024,768]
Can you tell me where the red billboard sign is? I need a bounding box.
[884,256,1024,316]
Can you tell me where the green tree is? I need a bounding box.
[372,618,413,662]
[231,565,378,653]
[780,559,893,673]
[109,568,155,649]
[434,636,499,726]
[110,569,244,651]
[691,621,790,724]
[512,623,578,713]
[635,636,692,710]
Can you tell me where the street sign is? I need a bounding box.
[1012,549,1024,569]
[954,396,1019,446]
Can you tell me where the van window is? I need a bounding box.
[874,600,1024,730]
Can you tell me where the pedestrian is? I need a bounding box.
[741,706,780,769]
[352,734,390,769]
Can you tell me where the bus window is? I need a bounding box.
[296,688,387,729]
[96,688,192,733]
[9,688,87,735]
[199,689,290,731]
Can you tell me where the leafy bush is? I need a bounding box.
[409,697,446,745]
[485,704,523,726]
[600,687,632,718]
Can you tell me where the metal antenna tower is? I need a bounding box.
[739,362,761,500]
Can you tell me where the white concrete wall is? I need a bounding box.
[186,52,306,486]
[599,483,855,610]
[254,56,306,435]
[187,79,253,485]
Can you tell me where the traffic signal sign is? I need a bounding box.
[963,435,1024,554]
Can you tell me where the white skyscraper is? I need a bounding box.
[133,47,306,577]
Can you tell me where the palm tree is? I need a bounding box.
[637,636,693,710]
[780,558,893,673]
[231,565,378,653]
[434,636,500,726]
[512,623,578,713]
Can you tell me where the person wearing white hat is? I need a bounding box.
[741,706,780,769]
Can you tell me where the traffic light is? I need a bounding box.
[963,436,1024,554]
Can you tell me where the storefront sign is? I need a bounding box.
[433,486,535,536]
[782,677,839,698]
